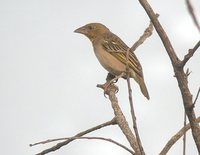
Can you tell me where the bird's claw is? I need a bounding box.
[97,81,119,98]
[113,79,118,83]
[102,82,119,97]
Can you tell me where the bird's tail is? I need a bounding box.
[131,72,150,100]
[139,79,150,100]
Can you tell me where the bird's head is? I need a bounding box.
[74,23,110,41]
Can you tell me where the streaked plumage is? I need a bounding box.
[74,23,150,99]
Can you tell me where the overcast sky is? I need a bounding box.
[0,0,200,155]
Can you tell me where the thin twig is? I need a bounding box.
[186,0,200,32]
[181,40,200,67]
[31,136,134,154]
[131,17,155,52]
[183,112,187,155]
[160,117,200,155]
[138,0,180,65]
[124,18,155,155]
[126,48,145,155]
[193,87,200,107]
[34,118,117,155]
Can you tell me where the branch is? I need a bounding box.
[35,118,117,155]
[31,136,134,155]
[183,112,187,155]
[181,40,200,67]
[192,87,200,108]
[138,0,200,152]
[125,17,156,155]
[126,48,145,155]
[186,0,200,32]
[137,0,180,66]
[160,117,200,155]
[131,17,155,51]
[97,84,141,154]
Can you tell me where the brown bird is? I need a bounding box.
[74,23,150,100]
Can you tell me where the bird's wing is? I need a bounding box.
[102,33,143,77]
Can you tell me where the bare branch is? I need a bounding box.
[160,117,200,155]
[97,84,141,154]
[181,40,200,67]
[138,0,180,66]
[186,0,200,32]
[34,118,117,155]
[123,18,157,155]
[193,87,200,107]
[31,136,134,155]
[126,48,145,155]
[183,112,187,155]
[138,0,200,152]
[131,17,155,52]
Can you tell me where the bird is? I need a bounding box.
[74,23,150,100]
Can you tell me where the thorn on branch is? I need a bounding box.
[185,68,192,77]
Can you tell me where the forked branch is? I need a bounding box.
[34,118,117,155]
[31,136,134,154]
[180,40,200,67]
[160,117,200,155]
[97,84,139,154]
[138,0,200,152]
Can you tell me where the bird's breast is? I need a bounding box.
[93,44,126,76]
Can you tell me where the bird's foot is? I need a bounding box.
[97,72,125,97]
[103,81,119,97]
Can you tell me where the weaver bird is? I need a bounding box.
[74,23,150,100]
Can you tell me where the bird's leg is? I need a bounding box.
[106,73,115,82]
[109,72,126,83]
[98,72,126,97]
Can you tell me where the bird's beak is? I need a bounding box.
[74,26,86,34]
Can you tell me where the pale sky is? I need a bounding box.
[0,0,200,155]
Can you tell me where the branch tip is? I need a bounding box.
[186,0,200,32]
[180,40,200,67]
[160,117,200,154]
[35,119,116,155]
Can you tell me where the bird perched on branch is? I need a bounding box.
[74,23,150,100]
